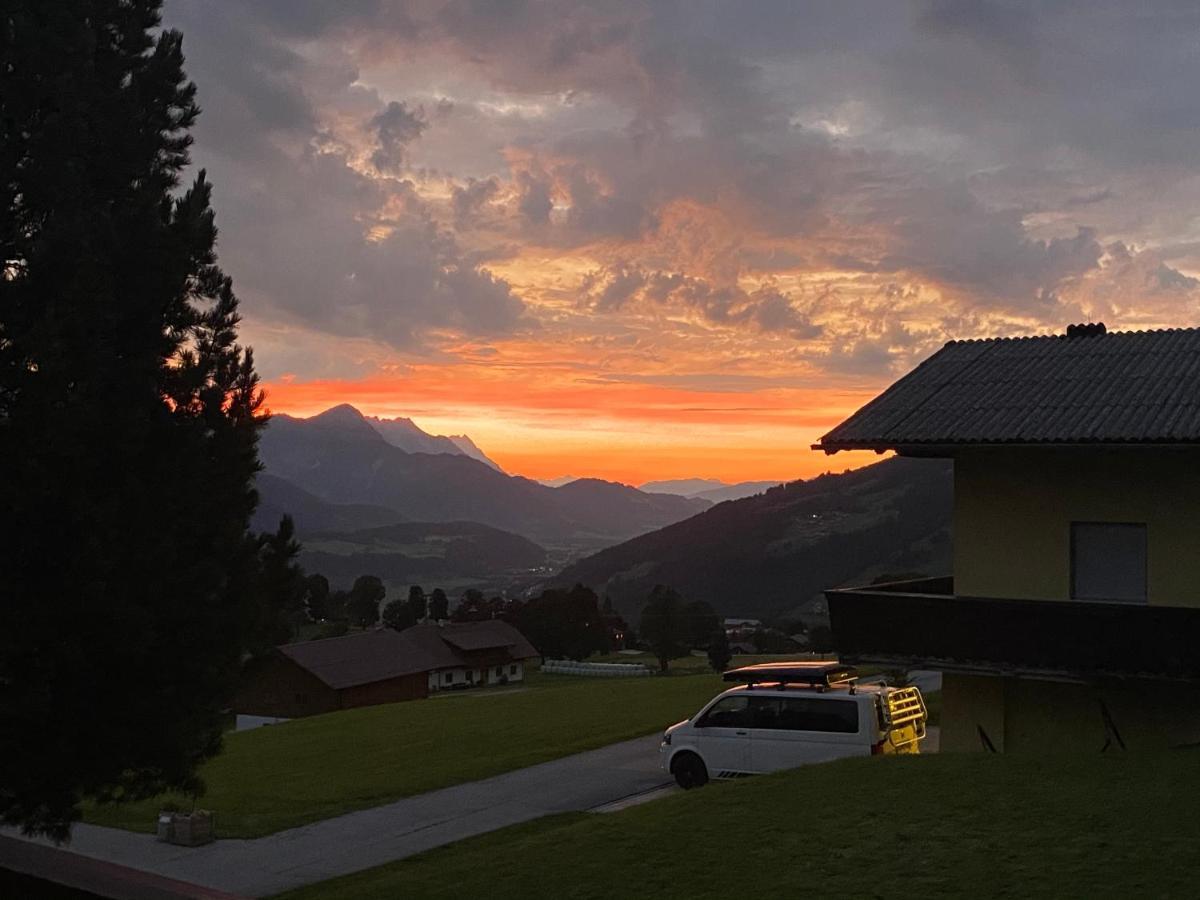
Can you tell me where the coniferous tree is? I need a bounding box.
[428,588,449,621]
[347,575,385,628]
[248,515,308,653]
[1,2,265,838]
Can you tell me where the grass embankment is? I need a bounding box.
[276,749,1200,900]
[84,665,725,838]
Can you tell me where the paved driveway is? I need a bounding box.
[5,734,670,898]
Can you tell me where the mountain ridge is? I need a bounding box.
[258,405,710,550]
[554,457,953,623]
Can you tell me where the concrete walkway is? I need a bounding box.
[3,734,670,898]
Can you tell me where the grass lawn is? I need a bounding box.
[274,748,1200,900]
[84,666,727,838]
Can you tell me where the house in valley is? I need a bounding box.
[814,324,1200,753]
[236,620,539,720]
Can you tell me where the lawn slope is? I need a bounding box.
[84,672,724,838]
[275,749,1200,899]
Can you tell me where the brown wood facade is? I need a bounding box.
[235,654,429,718]
[236,655,340,718]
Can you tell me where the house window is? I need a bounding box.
[443,672,452,685]
[510,664,518,675]
[496,666,503,677]
[1071,522,1147,603]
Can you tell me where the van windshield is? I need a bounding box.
[698,695,752,728]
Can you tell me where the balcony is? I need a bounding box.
[825,578,1200,683]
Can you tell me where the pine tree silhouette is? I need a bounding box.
[1,0,266,839]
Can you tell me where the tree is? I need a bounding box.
[639,585,691,673]
[382,598,418,632]
[246,515,308,653]
[323,588,349,624]
[707,628,732,673]
[406,585,427,621]
[347,575,386,628]
[304,574,332,621]
[807,624,835,653]
[1,2,265,839]
[451,589,506,622]
[513,585,606,660]
[428,588,449,621]
[683,599,720,649]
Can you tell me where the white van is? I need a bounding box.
[660,662,926,788]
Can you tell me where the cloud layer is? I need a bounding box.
[163,1,1200,479]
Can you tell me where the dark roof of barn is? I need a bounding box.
[814,326,1200,454]
[278,620,539,690]
[438,620,539,655]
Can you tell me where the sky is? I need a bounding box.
[166,1,1200,484]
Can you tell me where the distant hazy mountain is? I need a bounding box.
[365,412,503,471]
[447,434,500,470]
[639,478,725,496]
[258,405,708,548]
[639,478,785,503]
[252,473,405,534]
[691,481,784,503]
[556,458,952,622]
[538,476,581,487]
[300,520,546,588]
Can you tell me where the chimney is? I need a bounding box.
[1065,322,1107,338]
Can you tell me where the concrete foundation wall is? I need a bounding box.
[941,673,1200,753]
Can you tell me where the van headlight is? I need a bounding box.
[662,731,672,746]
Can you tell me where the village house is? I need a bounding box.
[235,620,540,720]
[814,324,1200,753]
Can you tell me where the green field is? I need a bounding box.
[84,664,728,838]
[275,748,1200,899]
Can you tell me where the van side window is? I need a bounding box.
[698,696,752,728]
[772,697,859,733]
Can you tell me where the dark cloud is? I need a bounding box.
[370,101,429,173]
[451,176,501,228]
[583,264,821,339]
[516,171,553,224]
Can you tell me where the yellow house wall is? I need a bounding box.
[943,447,1200,752]
[953,448,1200,606]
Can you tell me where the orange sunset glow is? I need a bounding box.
[261,367,886,484]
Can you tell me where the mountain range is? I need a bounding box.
[640,478,785,503]
[256,405,709,552]
[366,414,502,470]
[556,457,953,624]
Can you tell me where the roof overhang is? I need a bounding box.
[812,440,1200,457]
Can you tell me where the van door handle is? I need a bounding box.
[736,731,748,736]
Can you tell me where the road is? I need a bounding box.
[3,734,671,898]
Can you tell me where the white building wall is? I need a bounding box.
[428,662,525,691]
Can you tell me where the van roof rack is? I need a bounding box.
[723,661,858,689]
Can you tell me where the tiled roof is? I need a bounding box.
[278,620,539,690]
[439,620,536,654]
[815,326,1200,453]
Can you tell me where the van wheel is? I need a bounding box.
[671,752,708,789]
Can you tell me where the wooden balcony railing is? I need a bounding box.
[826,578,1200,682]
